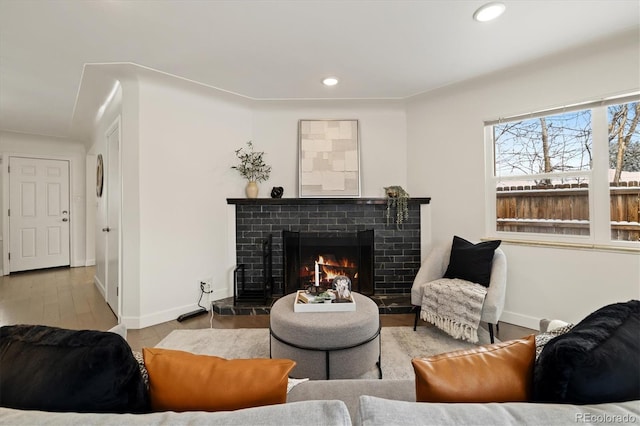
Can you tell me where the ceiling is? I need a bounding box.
[0,0,638,141]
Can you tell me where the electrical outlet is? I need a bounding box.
[200,278,213,292]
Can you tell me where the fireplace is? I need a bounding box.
[227,197,430,299]
[283,230,374,295]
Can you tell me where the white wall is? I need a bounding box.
[87,76,143,327]
[251,100,407,198]
[504,245,639,327]
[119,78,143,324]
[114,81,408,328]
[406,31,640,327]
[134,78,253,327]
[0,131,87,272]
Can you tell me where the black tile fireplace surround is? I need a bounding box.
[228,197,430,299]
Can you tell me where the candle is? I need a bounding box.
[315,261,319,286]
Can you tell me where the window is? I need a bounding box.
[608,102,640,241]
[486,96,640,246]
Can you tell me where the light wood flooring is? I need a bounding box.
[0,266,536,352]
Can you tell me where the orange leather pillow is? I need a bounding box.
[142,347,295,412]
[412,335,536,403]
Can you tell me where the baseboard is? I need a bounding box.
[211,287,232,302]
[85,258,95,266]
[71,258,85,268]
[94,275,106,298]
[120,316,142,330]
[500,310,540,331]
[121,303,209,330]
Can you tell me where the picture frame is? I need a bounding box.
[298,119,360,197]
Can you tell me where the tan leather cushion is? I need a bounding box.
[142,347,295,412]
[412,335,536,403]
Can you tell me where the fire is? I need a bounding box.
[300,254,358,286]
[317,255,357,281]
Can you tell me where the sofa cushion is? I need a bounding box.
[533,300,640,404]
[143,347,295,412]
[354,396,640,426]
[287,378,415,421]
[412,335,535,403]
[443,236,501,287]
[0,399,352,426]
[0,324,149,413]
[108,323,127,339]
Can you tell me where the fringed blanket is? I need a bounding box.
[420,278,487,343]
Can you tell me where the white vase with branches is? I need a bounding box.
[231,141,272,198]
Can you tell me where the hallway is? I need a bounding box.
[0,266,270,350]
[0,266,116,331]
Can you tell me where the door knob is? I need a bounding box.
[102,227,111,232]
[62,210,68,214]
[62,218,68,222]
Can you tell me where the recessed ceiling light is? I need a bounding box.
[322,77,339,86]
[473,2,506,22]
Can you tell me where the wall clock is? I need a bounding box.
[96,154,104,197]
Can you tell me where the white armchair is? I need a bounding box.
[411,239,507,343]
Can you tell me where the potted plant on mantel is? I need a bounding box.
[384,185,410,228]
[232,141,272,198]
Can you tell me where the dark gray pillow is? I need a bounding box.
[0,324,149,413]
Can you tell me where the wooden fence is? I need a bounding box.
[496,183,640,241]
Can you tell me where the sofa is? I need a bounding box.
[1,301,639,425]
[1,378,637,425]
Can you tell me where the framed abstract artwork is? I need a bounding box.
[298,119,360,197]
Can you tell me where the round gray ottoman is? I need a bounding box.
[269,292,381,380]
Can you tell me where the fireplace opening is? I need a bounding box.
[283,230,374,295]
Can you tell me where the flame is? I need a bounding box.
[299,255,358,284]
[317,255,355,268]
[317,255,357,281]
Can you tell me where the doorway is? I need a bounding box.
[9,157,70,272]
[104,119,121,318]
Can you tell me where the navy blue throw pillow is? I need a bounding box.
[443,236,501,287]
[533,300,640,404]
[0,324,149,413]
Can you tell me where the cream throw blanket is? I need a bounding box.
[420,278,487,343]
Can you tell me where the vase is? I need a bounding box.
[246,181,259,198]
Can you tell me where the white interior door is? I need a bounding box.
[106,122,121,317]
[9,157,70,272]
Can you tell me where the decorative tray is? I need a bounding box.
[293,290,356,313]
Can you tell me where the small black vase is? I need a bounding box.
[270,186,284,198]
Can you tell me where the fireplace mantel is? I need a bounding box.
[227,197,430,205]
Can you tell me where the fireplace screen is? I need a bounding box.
[283,229,374,295]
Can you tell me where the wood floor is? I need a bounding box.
[0,266,536,352]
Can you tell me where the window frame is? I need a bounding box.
[484,94,640,249]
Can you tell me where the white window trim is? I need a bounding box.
[484,98,640,251]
